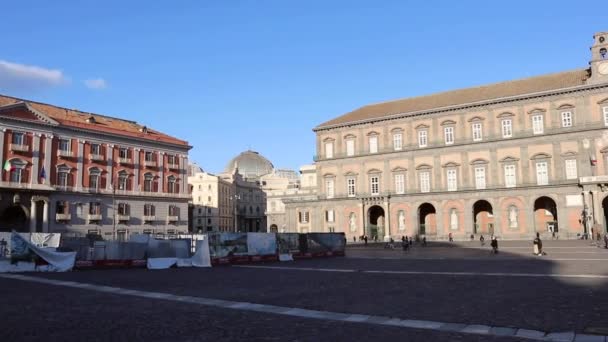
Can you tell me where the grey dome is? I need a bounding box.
[187,162,204,176]
[224,150,274,180]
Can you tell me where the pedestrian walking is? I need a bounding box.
[479,235,485,246]
[449,232,453,242]
[490,236,498,254]
[402,239,409,252]
[533,232,544,256]
[470,234,474,241]
[401,235,406,243]
[364,235,368,246]
[353,236,356,243]
[422,236,427,247]
[604,233,608,249]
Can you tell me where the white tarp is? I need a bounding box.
[30,233,61,248]
[147,257,177,269]
[279,254,293,262]
[191,239,211,267]
[247,233,277,256]
[5,232,76,272]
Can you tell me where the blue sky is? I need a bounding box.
[0,1,605,173]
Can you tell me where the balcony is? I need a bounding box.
[89,153,104,162]
[55,213,71,221]
[117,214,130,221]
[167,216,179,223]
[87,214,102,221]
[10,143,29,152]
[57,149,74,158]
[142,215,156,222]
[167,163,179,170]
[118,157,132,165]
[144,160,157,168]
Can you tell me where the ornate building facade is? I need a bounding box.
[285,32,608,241]
[0,95,191,239]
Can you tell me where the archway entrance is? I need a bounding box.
[473,200,494,235]
[418,203,436,236]
[367,205,385,240]
[0,204,28,232]
[534,196,558,234]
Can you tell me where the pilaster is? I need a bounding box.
[133,148,140,191]
[158,152,165,193]
[44,134,53,185]
[106,144,114,190]
[77,139,85,190]
[31,133,41,185]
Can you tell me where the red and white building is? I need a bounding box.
[0,95,191,239]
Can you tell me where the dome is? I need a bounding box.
[224,150,274,180]
[187,162,204,177]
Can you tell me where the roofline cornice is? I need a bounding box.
[313,81,608,132]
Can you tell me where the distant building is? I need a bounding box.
[0,94,191,239]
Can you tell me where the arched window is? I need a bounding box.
[398,210,406,231]
[89,167,101,190]
[56,165,71,188]
[167,175,177,193]
[143,173,154,192]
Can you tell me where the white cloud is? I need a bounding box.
[0,60,67,92]
[84,78,107,90]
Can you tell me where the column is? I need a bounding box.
[384,199,391,241]
[158,152,164,194]
[42,200,49,233]
[29,199,37,232]
[31,134,41,185]
[591,190,602,236]
[133,148,140,191]
[409,201,418,236]
[0,129,5,168]
[435,201,444,238]
[360,201,365,237]
[44,134,53,185]
[181,155,189,194]
[106,144,114,190]
[489,148,498,188]
[520,146,530,185]
[464,199,473,236]
[76,139,84,190]
[525,196,535,237]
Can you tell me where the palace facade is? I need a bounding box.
[0,95,191,239]
[285,31,608,240]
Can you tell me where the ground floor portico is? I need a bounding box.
[285,183,608,241]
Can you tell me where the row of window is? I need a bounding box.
[55,201,180,218]
[324,160,578,197]
[323,106,608,158]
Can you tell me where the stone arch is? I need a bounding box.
[534,196,558,234]
[418,202,436,236]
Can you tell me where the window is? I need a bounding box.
[474,167,486,190]
[169,205,179,216]
[167,154,176,165]
[444,127,454,145]
[397,210,406,231]
[394,174,405,194]
[144,204,155,216]
[472,123,482,141]
[536,161,548,185]
[118,171,128,190]
[119,147,128,159]
[418,130,428,147]
[59,139,70,152]
[393,133,403,151]
[12,132,24,145]
[299,211,310,223]
[603,106,608,126]
[90,143,101,156]
[501,119,512,138]
[89,202,101,215]
[561,111,572,127]
[145,151,154,162]
[325,178,335,198]
[370,176,380,195]
[504,165,516,188]
[532,115,544,134]
[369,135,378,153]
[325,142,333,158]
[167,175,178,193]
[10,167,23,183]
[419,171,430,193]
[55,201,69,214]
[57,165,70,187]
[143,173,154,192]
[118,203,130,215]
[346,139,355,156]
[447,169,457,191]
[565,159,578,179]
[89,168,101,190]
[326,210,335,223]
[8,160,26,183]
[347,177,356,197]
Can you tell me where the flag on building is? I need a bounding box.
[3,160,12,173]
[39,166,46,183]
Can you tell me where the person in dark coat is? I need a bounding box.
[480,235,485,246]
[533,232,543,255]
[364,235,368,246]
[422,236,427,246]
[449,232,453,242]
[490,236,498,254]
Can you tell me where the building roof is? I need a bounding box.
[315,69,590,130]
[224,150,274,180]
[0,94,190,147]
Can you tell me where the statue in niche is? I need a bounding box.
[450,209,458,230]
[398,211,406,230]
[349,213,357,232]
[509,206,518,228]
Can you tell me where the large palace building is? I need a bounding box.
[0,95,191,239]
[285,32,608,241]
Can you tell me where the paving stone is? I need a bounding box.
[545,331,576,341]
[399,320,443,329]
[489,327,517,337]
[438,323,468,332]
[461,324,491,334]
[574,334,606,342]
[516,328,546,339]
